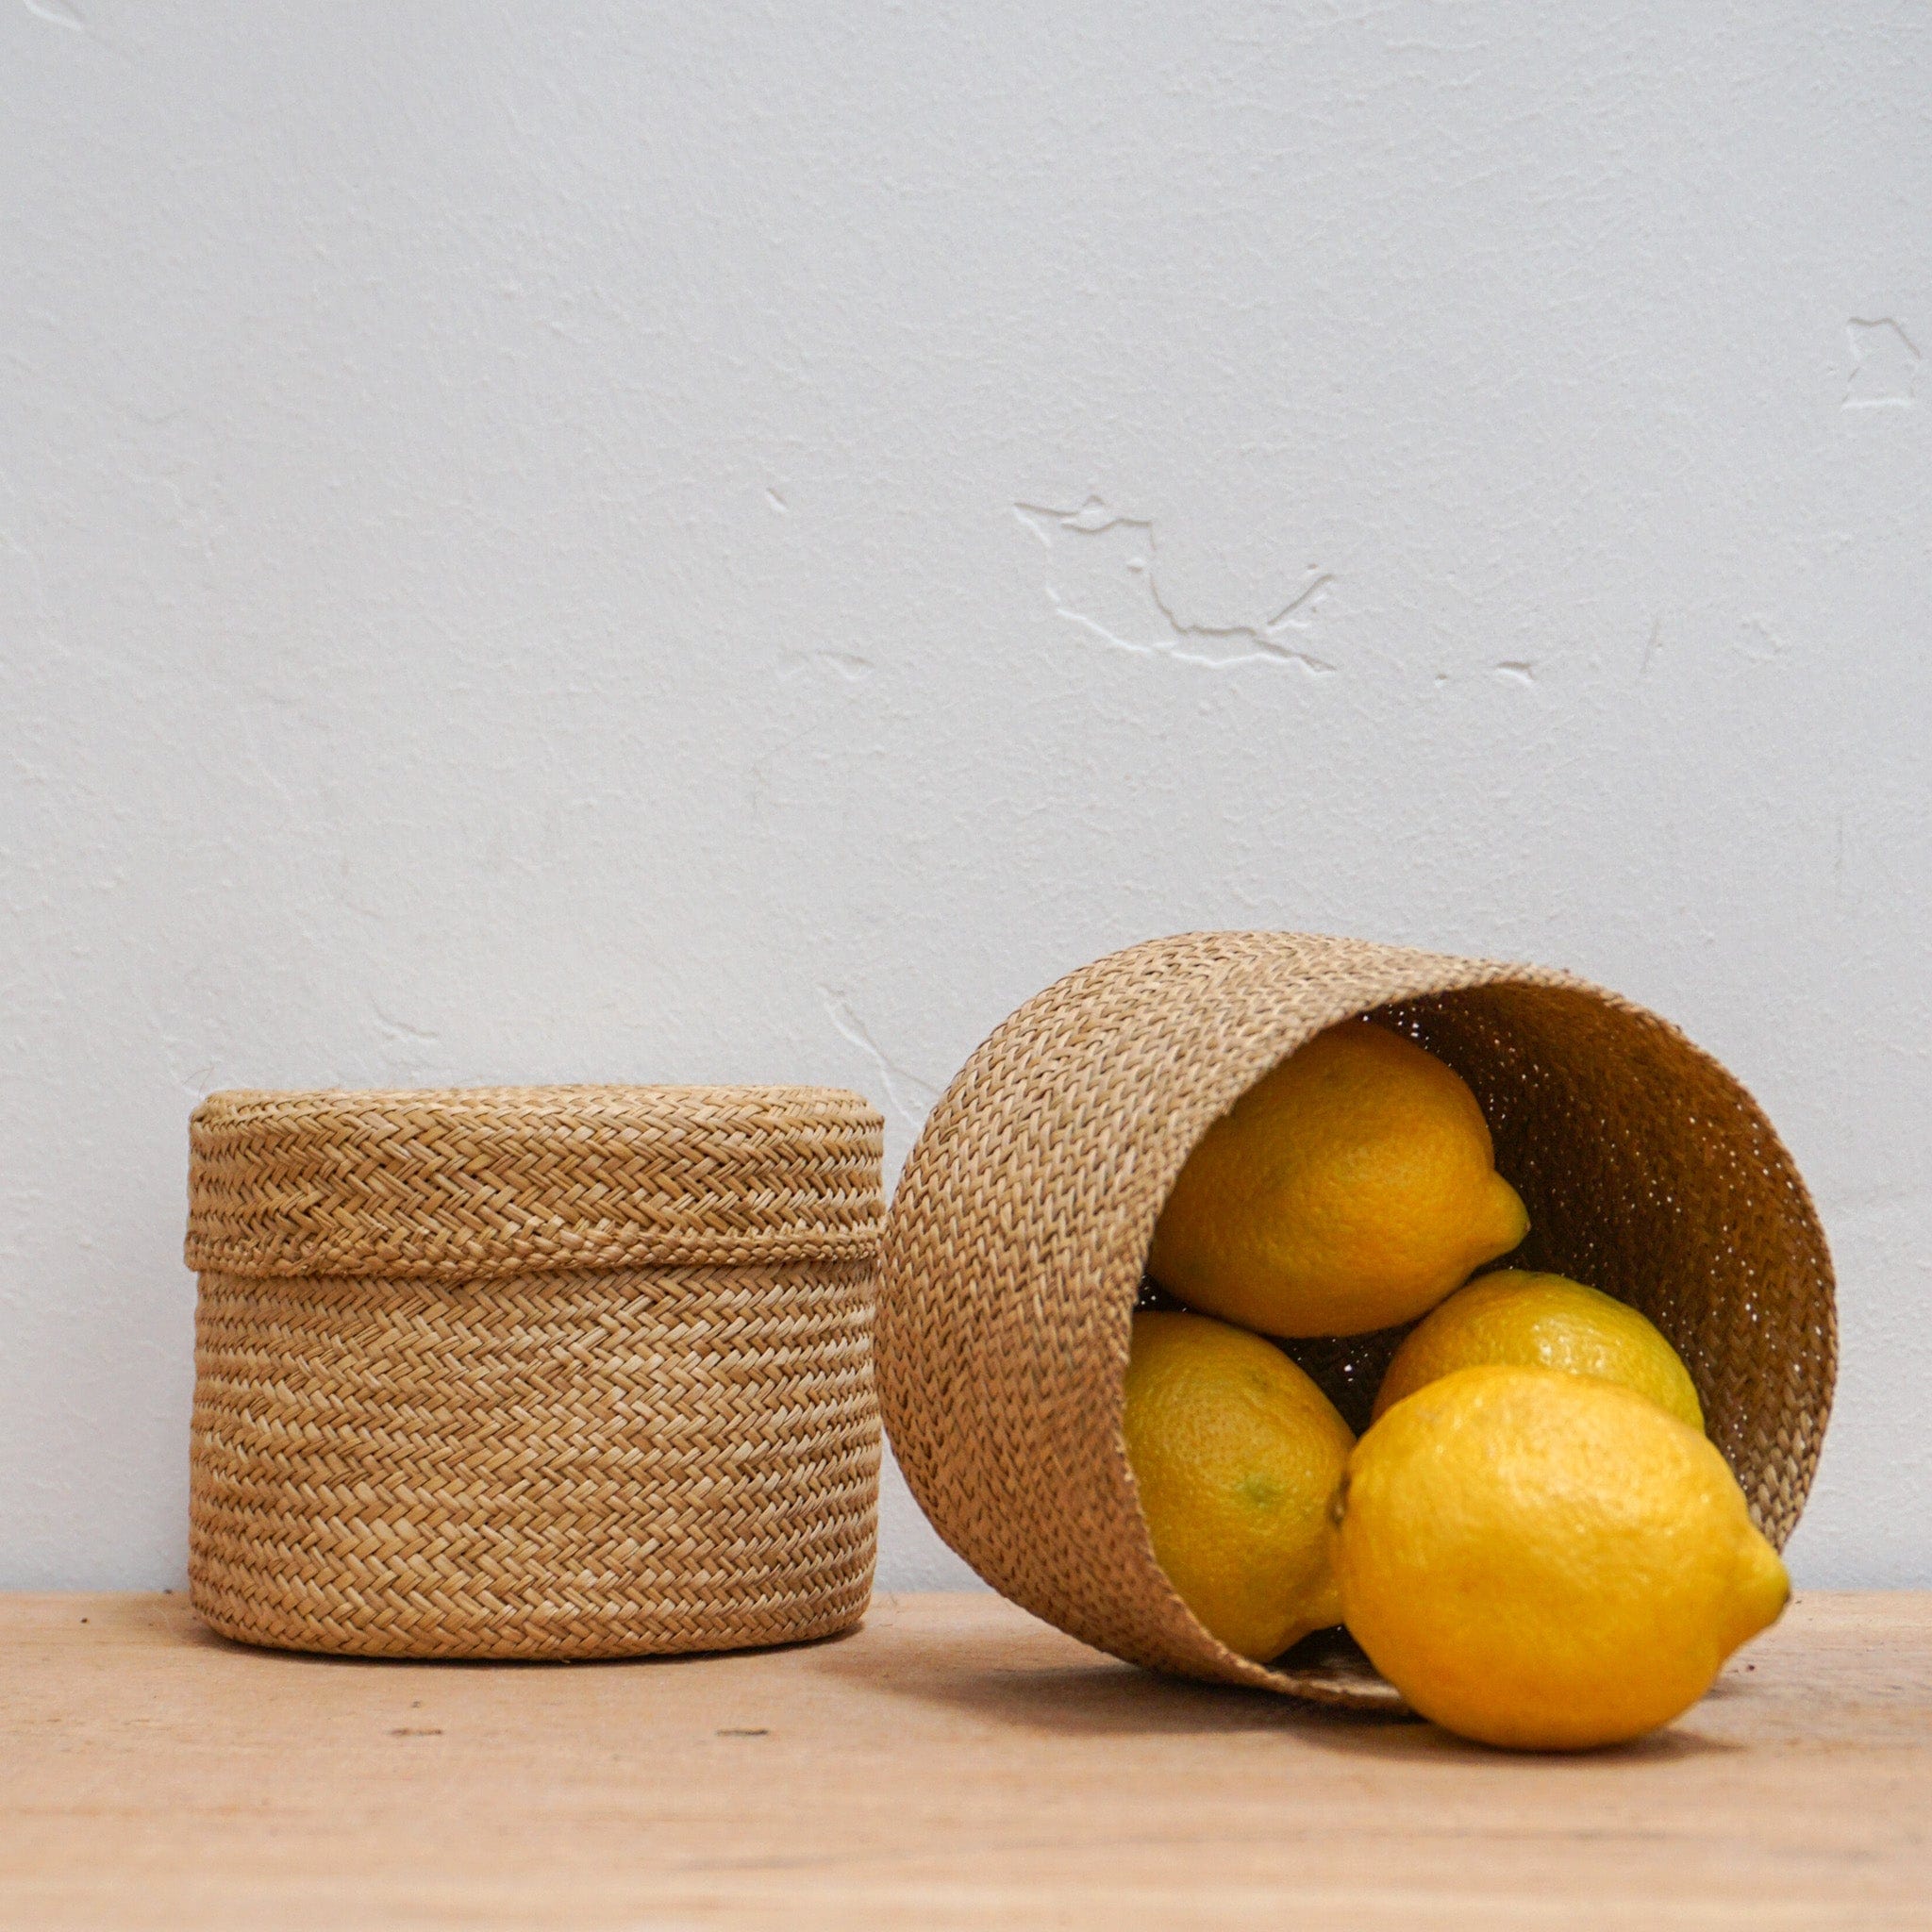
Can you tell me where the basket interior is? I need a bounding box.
[1146,983,1837,1539]
[1358,984,1833,1542]
[1133,978,1837,1699]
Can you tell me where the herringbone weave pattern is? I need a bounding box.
[188,1086,884,1659]
[877,933,1836,1710]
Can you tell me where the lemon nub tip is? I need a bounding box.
[1730,1534,1792,1651]
[1488,1174,1531,1254]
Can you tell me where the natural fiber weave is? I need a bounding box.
[877,933,1836,1711]
[189,1086,884,1659]
[188,1086,884,1278]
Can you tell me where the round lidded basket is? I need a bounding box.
[876,933,1836,1710]
[188,1084,884,1659]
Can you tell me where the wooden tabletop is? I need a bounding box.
[2,1591,1926,1928]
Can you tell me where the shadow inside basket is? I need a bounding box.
[1266,1625,1415,1715]
[1138,1274,1414,1441]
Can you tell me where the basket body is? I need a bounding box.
[188,1086,884,1659]
[876,933,1837,1709]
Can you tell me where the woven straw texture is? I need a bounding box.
[187,1085,884,1278]
[877,933,1836,1711]
[189,1086,884,1659]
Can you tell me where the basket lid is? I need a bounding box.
[186,1085,884,1278]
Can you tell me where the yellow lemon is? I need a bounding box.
[1123,1310,1355,1662]
[1373,1269,1705,1431]
[1147,1020,1528,1337]
[1333,1365,1789,1750]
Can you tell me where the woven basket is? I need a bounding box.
[187,1085,884,1659]
[876,933,1836,1710]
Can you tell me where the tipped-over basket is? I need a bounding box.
[876,933,1836,1709]
[188,1084,884,1659]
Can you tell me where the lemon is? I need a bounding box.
[1123,1310,1355,1662]
[1373,1270,1705,1431]
[1333,1365,1789,1750]
[1147,1020,1528,1337]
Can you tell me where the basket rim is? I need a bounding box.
[192,1082,879,1123]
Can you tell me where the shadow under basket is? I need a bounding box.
[187,1085,884,1660]
[876,933,1837,1711]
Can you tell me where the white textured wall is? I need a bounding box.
[3,3,1926,1591]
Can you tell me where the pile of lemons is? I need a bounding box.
[1126,1019,1790,1751]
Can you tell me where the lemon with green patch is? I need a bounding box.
[1124,1309,1354,1661]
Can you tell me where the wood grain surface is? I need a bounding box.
[2,1591,1926,1928]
